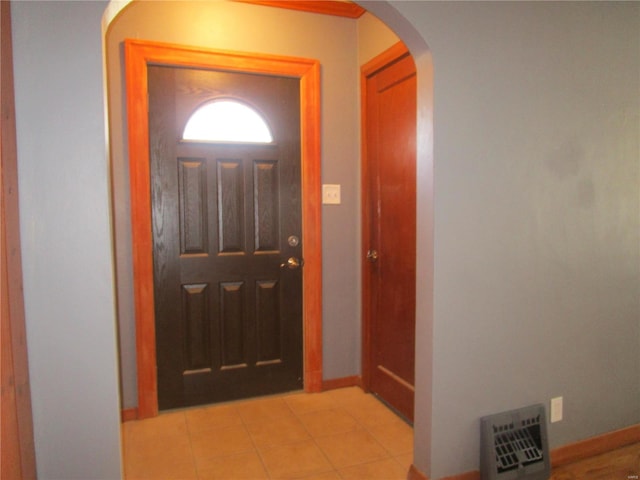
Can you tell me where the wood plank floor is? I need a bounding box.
[550,442,639,480]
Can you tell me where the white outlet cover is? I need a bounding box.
[550,396,563,423]
[322,184,341,205]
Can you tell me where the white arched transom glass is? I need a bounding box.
[182,99,274,143]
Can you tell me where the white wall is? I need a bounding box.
[11,1,122,478]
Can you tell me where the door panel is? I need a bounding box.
[363,45,417,422]
[148,65,302,410]
[178,158,207,255]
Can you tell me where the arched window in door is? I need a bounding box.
[182,99,274,143]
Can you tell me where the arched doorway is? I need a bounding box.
[103,0,433,475]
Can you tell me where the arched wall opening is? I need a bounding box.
[103,0,433,474]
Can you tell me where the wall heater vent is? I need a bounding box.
[480,404,550,480]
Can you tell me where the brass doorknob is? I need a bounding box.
[366,249,379,262]
[280,257,304,269]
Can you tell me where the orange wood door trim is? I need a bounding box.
[124,39,322,418]
[120,408,139,423]
[234,0,365,18]
[360,41,411,393]
[1,1,37,477]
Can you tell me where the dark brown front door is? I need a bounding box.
[362,44,416,422]
[148,65,303,410]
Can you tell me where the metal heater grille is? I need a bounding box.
[494,423,543,471]
[481,404,550,480]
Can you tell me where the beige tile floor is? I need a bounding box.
[121,387,413,480]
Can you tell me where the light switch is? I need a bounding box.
[322,184,341,205]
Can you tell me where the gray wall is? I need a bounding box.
[383,1,640,477]
[11,1,122,478]
[10,1,639,479]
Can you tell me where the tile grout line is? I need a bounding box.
[238,401,273,480]
[283,393,343,479]
[182,410,203,480]
[186,403,257,479]
[292,391,403,476]
[286,394,346,478]
[359,413,414,460]
[342,393,415,461]
[333,393,415,473]
[331,393,415,478]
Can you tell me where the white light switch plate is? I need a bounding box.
[322,184,341,205]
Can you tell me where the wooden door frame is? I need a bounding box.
[360,41,412,392]
[124,39,322,419]
[1,1,37,476]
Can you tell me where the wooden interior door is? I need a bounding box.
[362,43,417,422]
[148,65,303,410]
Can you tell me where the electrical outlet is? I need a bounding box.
[322,184,341,205]
[550,396,563,423]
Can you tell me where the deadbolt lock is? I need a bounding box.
[288,235,300,247]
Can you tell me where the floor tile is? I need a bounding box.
[122,411,188,445]
[323,386,368,405]
[122,419,192,464]
[342,395,402,428]
[121,387,418,480]
[246,414,311,447]
[298,408,359,438]
[123,432,197,480]
[190,424,254,463]
[314,429,389,469]
[196,451,269,479]
[122,428,193,459]
[296,471,342,480]
[284,391,337,415]
[124,459,198,480]
[236,396,295,424]
[394,452,414,471]
[184,403,242,434]
[367,417,413,456]
[338,457,408,479]
[259,440,333,479]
